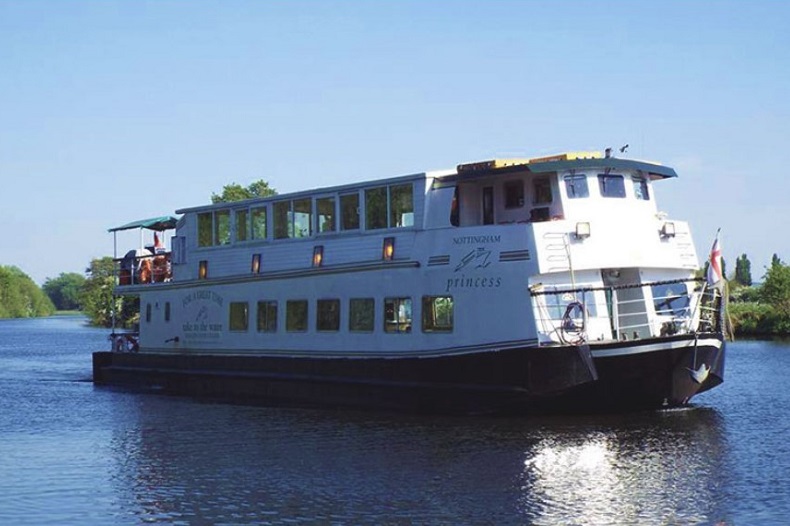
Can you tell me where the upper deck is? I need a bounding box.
[113,151,693,289]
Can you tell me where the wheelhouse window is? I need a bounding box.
[317,299,340,332]
[533,178,553,204]
[229,302,249,332]
[651,283,689,317]
[543,288,598,319]
[633,177,650,201]
[340,193,360,231]
[422,296,453,333]
[214,210,231,245]
[504,181,525,209]
[384,297,412,333]
[317,197,336,233]
[286,300,308,332]
[564,175,589,198]
[198,213,213,247]
[251,206,267,239]
[598,174,626,198]
[349,298,374,332]
[235,209,249,242]
[257,300,277,332]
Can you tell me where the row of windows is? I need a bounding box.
[197,183,414,247]
[225,296,454,334]
[503,177,553,209]
[564,174,650,201]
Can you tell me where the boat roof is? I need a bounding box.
[108,216,179,233]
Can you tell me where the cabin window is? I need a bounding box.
[257,300,278,332]
[564,175,589,198]
[317,299,340,332]
[340,193,360,230]
[533,178,553,204]
[197,210,231,247]
[633,177,650,201]
[164,302,171,322]
[274,200,313,239]
[251,206,267,239]
[214,210,231,245]
[235,209,249,242]
[317,197,336,233]
[384,297,412,333]
[286,300,308,332]
[229,302,249,332]
[349,298,375,332]
[273,201,289,239]
[504,181,525,208]
[598,174,626,198]
[198,213,213,247]
[293,198,312,237]
[422,296,453,333]
[145,303,151,323]
[390,184,414,227]
[365,187,388,230]
[651,283,689,317]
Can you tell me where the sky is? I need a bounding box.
[1,0,788,284]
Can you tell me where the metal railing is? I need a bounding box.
[530,278,723,345]
[115,251,172,286]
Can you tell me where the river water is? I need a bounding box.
[0,315,787,525]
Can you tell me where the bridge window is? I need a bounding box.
[633,177,650,201]
[366,187,388,230]
[422,296,453,333]
[197,210,231,247]
[564,175,589,198]
[533,178,553,204]
[651,283,689,317]
[390,184,414,227]
[598,174,626,198]
[366,183,414,230]
[504,181,524,208]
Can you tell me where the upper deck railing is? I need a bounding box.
[115,251,172,286]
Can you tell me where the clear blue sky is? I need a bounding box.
[1,0,788,284]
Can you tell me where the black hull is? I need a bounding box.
[92,333,724,415]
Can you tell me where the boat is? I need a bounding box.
[92,150,726,414]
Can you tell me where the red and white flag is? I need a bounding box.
[706,229,723,288]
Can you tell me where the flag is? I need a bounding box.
[706,229,723,288]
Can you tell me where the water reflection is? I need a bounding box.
[520,408,727,525]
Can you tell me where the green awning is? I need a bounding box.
[108,216,179,233]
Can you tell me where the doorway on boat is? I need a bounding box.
[602,268,651,340]
[482,186,494,225]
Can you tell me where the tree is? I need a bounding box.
[771,253,783,269]
[734,254,753,286]
[81,257,138,328]
[0,266,55,318]
[43,272,86,311]
[760,260,790,334]
[211,180,277,203]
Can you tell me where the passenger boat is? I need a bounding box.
[92,150,726,414]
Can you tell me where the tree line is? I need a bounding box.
[727,253,790,336]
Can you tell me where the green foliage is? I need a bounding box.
[734,254,752,286]
[0,266,55,318]
[728,302,774,335]
[81,257,138,328]
[43,272,86,310]
[760,261,790,320]
[211,180,277,203]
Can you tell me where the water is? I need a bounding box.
[0,316,787,525]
